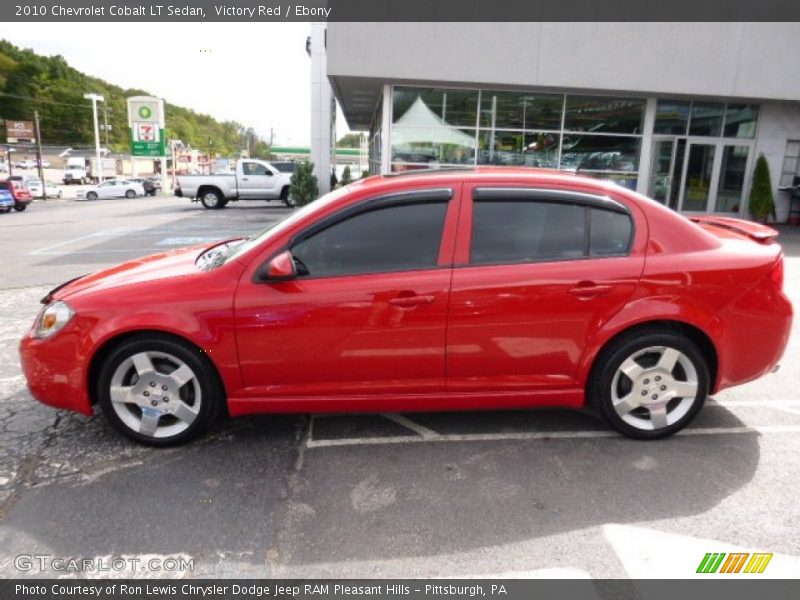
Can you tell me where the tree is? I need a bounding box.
[340,165,352,186]
[361,169,370,179]
[749,154,774,223]
[290,161,319,206]
[336,133,363,148]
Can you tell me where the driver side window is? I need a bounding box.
[291,200,449,278]
[242,162,269,176]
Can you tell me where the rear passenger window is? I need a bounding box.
[590,208,633,256]
[471,201,586,265]
[470,199,632,265]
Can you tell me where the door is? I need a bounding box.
[679,142,718,212]
[648,139,675,205]
[238,161,278,198]
[97,181,120,199]
[446,187,644,392]
[233,189,457,397]
[712,144,750,213]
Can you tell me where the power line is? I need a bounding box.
[0,91,94,109]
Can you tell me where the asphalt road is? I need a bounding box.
[0,195,799,579]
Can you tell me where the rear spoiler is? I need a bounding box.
[688,216,779,244]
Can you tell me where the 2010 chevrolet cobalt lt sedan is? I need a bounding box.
[20,168,792,445]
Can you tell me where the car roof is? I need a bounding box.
[354,166,624,197]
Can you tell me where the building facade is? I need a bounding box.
[324,23,800,219]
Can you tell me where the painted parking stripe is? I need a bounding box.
[305,424,800,449]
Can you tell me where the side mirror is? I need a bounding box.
[259,250,297,282]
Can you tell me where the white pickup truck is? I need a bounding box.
[175,159,294,209]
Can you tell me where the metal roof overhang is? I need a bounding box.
[329,76,384,131]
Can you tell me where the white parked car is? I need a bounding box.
[77,179,145,200]
[25,179,61,198]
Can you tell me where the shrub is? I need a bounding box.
[289,160,319,206]
[749,154,774,222]
[340,165,352,186]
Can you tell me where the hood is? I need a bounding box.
[48,244,210,303]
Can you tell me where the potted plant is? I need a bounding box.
[749,154,774,223]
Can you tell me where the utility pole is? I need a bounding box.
[103,104,110,146]
[83,93,104,183]
[34,110,45,199]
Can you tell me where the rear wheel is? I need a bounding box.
[97,336,224,446]
[13,201,27,212]
[0,207,11,214]
[200,189,223,209]
[589,330,709,439]
[125,189,137,199]
[86,191,98,201]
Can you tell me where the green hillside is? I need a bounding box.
[0,39,270,157]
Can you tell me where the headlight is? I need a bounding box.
[33,301,75,339]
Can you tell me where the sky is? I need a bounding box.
[2,23,350,146]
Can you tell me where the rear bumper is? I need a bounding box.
[714,276,792,393]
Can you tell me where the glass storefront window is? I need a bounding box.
[476,130,560,168]
[689,102,724,136]
[391,125,476,166]
[393,87,479,128]
[654,100,690,135]
[561,134,640,173]
[479,92,563,130]
[564,96,645,134]
[723,104,758,138]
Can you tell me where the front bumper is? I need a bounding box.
[19,329,93,416]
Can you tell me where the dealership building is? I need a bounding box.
[313,23,800,219]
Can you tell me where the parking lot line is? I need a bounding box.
[381,412,440,438]
[305,424,800,449]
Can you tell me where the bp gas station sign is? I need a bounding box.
[127,96,166,157]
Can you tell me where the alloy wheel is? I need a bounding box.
[108,350,202,439]
[610,345,699,431]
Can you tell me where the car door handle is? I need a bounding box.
[568,282,613,299]
[241,177,249,181]
[389,294,436,307]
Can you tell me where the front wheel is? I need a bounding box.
[86,191,98,201]
[125,189,136,199]
[281,186,296,208]
[97,336,224,446]
[13,202,27,212]
[589,330,709,439]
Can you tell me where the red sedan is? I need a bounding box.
[20,168,792,445]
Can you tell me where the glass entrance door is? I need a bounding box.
[679,142,718,212]
[648,140,674,205]
[713,144,750,213]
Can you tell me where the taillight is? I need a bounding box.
[769,257,784,290]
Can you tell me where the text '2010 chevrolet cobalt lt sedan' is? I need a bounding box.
[20,168,792,445]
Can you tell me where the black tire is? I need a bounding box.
[97,335,225,446]
[200,189,224,209]
[125,189,137,199]
[588,328,709,439]
[281,186,296,208]
[13,201,27,212]
[86,191,98,201]
[0,207,11,213]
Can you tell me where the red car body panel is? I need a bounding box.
[19,168,792,419]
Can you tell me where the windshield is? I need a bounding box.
[200,186,352,270]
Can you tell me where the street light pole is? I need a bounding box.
[84,93,104,183]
